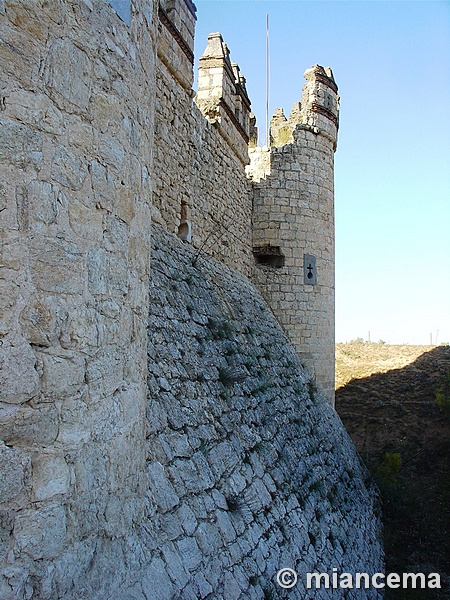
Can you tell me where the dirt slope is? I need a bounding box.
[335,344,450,600]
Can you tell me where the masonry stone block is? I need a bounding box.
[65,303,99,350]
[0,277,19,336]
[162,544,190,588]
[0,404,59,447]
[13,505,66,561]
[141,557,174,600]
[176,536,202,572]
[86,348,123,401]
[147,461,180,513]
[43,39,92,112]
[0,118,42,172]
[38,351,86,400]
[74,442,108,493]
[68,198,103,241]
[29,236,84,295]
[16,181,58,232]
[0,443,28,504]
[5,90,62,137]
[0,339,39,405]
[51,146,87,191]
[98,136,125,172]
[32,452,70,501]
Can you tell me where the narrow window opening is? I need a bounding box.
[304,254,317,285]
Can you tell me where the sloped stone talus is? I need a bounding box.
[142,225,383,599]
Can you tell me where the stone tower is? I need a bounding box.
[248,65,339,404]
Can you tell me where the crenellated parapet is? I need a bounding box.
[299,64,339,148]
[268,66,339,150]
[196,32,252,165]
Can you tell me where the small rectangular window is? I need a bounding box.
[253,245,285,268]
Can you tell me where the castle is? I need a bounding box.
[0,1,382,598]
[155,10,339,404]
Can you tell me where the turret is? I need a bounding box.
[249,65,339,404]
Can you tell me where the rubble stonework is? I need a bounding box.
[0,0,383,598]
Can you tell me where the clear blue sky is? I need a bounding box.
[194,0,450,345]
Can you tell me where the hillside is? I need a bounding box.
[335,343,450,599]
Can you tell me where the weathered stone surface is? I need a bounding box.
[141,557,174,600]
[13,505,66,560]
[32,452,70,501]
[0,231,24,271]
[0,403,59,447]
[0,119,42,172]
[38,351,86,399]
[16,181,59,232]
[19,294,59,347]
[42,38,92,111]
[90,159,117,210]
[87,246,107,295]
[147,462,180,512]
[68,198,103,241]
[51,146,87,191]
[0,442,28,504]
[5,90,63,135]
[0,277,19,336]
[0,339,39,404]
[86,349,123,401]
[29,237,84,294]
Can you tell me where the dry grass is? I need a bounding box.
[336,343,436,389]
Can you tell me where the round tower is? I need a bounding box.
[249,65,339,404]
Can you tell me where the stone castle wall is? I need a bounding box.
[0,1,155,596]
[138,225,383,600]
[0,1,383,598]
[153,11,253,275]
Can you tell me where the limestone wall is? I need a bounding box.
[0,1,384,598]
[135,225,383,599]
[0,1,155,596]
[153,15,253,275]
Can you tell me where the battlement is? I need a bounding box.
[299,64,340,147]
[196,32,252,165]
[268,66,339,150]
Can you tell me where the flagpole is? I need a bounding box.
[266,13,270,147]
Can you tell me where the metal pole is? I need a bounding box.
[266,13,270,147]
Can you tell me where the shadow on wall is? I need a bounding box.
[335,346,450,599]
